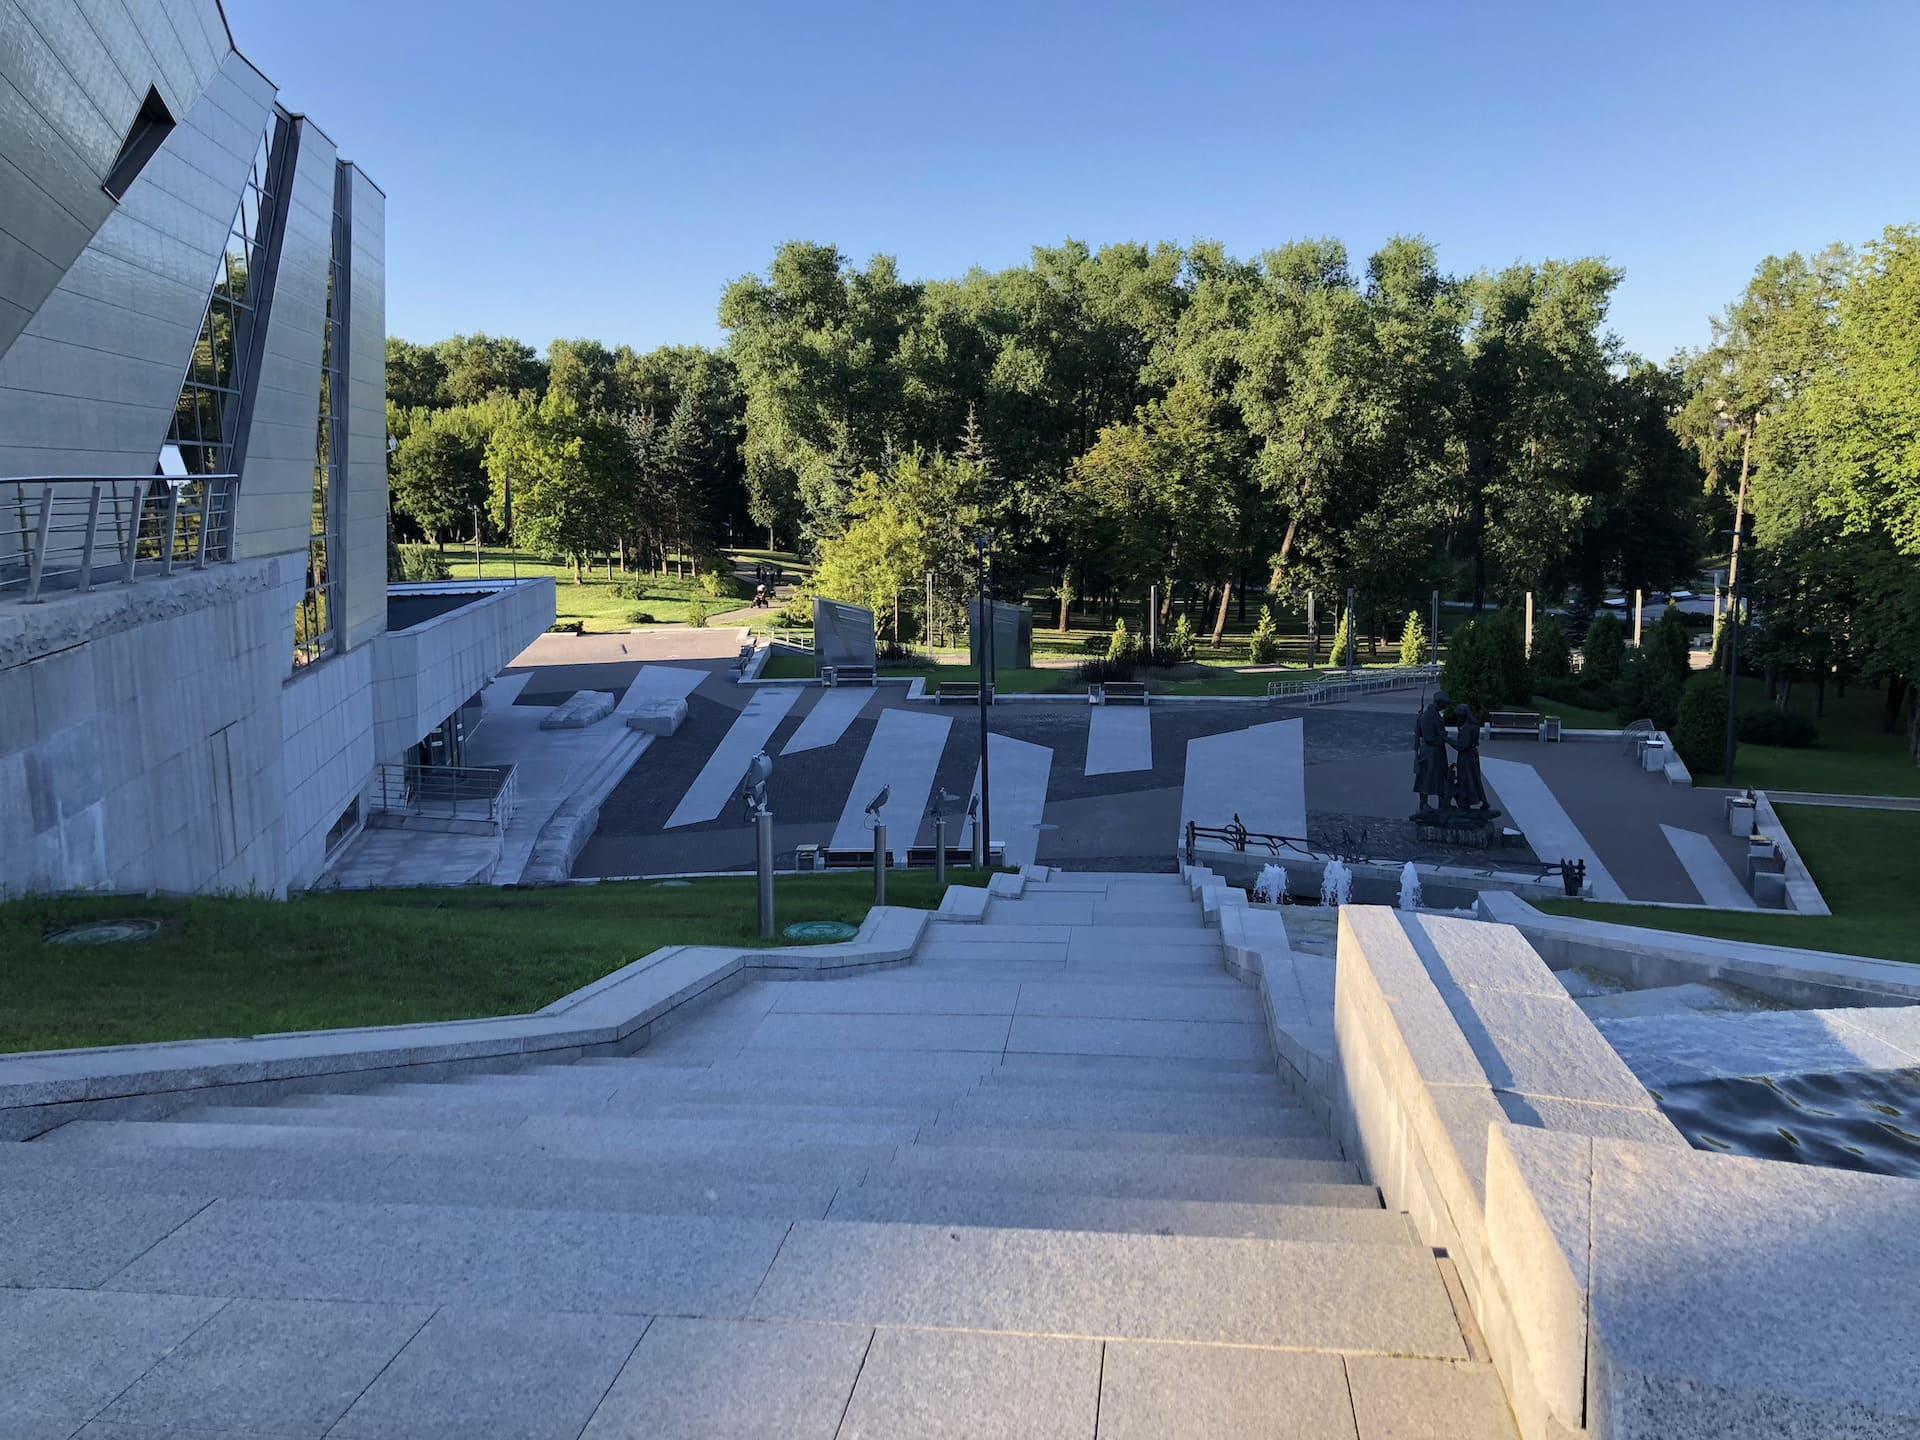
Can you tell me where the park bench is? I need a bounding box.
[1090,681,1150,705]
[1487,710,1546,739]
[823,664,876,687]
[936,681,993,704]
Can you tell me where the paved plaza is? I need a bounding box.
[0,874,1516,1438]
[502,639,1760,905]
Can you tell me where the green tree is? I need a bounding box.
[1530,615,1571,682]
[390,405,492,549]
[484,395,624,579]
[1673,670,1730,777]
[1248,606,1281,664]
[1581,612,1626,686]
[386,338,447,412]
[1327,606,1356,667]
[436,332,547,405]
[1107,617,1136,663]
[1398,610,1430,668]
[1442,620,1502,717]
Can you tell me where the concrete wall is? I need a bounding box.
[0,556,300,897]
[280,643,373,888]
[0,0,235,357]
[372,579,555,764]
[0,29,273,476]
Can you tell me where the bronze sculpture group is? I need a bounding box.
[1412,692,1496,824]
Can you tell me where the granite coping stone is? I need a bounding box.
[0,906,930,1136]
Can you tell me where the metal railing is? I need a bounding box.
[1,475,240,602]
[369,762,518,830]
[1266,664,1440,705]
[1182,815,1591,895]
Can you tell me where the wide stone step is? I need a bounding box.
[826,1179,1411,1241]
[260,1092,947,1131]
[171,1105,923,1150]
[35,1119,893,1178]
[976,1063,1284,1097]
[747,1219,1467,1357]
[377,1075,976,1113]
[914,1126,1343,1160]
[932,1091,1310,1135]
[875,1144,1361,1201]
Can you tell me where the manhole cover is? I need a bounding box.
[45,918,161,946]
[782,920,859,944]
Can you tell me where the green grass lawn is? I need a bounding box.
[1537,804,1920,965]
[1724,675,1919,797]
[1529,693,1619,730]
[442,547,747,633]
[0,872,990,1054]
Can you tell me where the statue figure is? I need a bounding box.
[1413,691,1450,813]
[1449,703,1489,810]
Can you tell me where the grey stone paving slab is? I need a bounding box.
[915,1125,1340,1159]
[329,1307,647,1440]
[1,1191,210,1288]
[1006,1015,1270,1062]
[751,1221,1465,1355]
[106,1200,791,1316]
[990,1049,1274,1078]
[300,1089,942,1129]
[838,1328,1100,1440]
[827,1183,1409,1241]
[0,1148,407,1206]
[580,1317,870,1440]
[1345,1356,1519,1439]
[768,978,1021,1015]
[0,1288,226,1430]
[94,1299,432,1438]
[1064,927,1223,959]
[915,940,1069,965]
[984,897,1096,925]
[1013,980,1259,1022]
[744,1012,1014,1054]
[937,1089,1303,1133]
[879,1145,1358,1199]
[1097,1339,1357,1439]
[979,1061,1282,1094]
[181,1101,538,1132]
[917,923,1080,947]
[360,1156,841,1220]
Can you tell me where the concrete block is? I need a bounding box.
[539,689,616,729]
[332,1306,646,1440]
[1432,986,1656,1112]
[840,1328,1100,1440]
[1098,1340,1354,1439]
[583,1317,868,1440]
[1484,1124,1593,1434]
[750,1220,1468,1356]
[1347,1355,1520,1439]
[95,1297,432,1437]
[623,697,687,734]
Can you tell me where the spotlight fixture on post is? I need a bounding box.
[973,531,994,873]
[864,785,891,903]
[739,751,776,938]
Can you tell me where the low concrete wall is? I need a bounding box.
[1330,904,1920,1438]
[1478,890,1920,1009]
[374,578,556,763]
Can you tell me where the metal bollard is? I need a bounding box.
[934,814,948,886]
[872,823,887,905]
[756,806,776,939]
[971,813,985,869]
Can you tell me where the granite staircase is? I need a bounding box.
[11,871,1518,1436]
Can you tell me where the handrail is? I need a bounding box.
[1267,664,1440,704]
[369,761,517,831]
[1182,814,1591,895]
[1,474,240,602]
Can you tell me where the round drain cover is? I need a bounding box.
[45,918,161,946]
[782,920,859,944]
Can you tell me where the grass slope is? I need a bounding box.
[1,872,988,1054]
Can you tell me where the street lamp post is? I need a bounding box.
[1721,520,1751,785]
[974,533,993,869]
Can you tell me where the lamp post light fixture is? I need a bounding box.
[973,531,994,871]
[864,785,891,904]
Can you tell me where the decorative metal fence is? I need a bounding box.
[1,475,240,602]
[1266,664,1441,705]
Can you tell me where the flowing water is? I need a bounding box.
[1654,1067,1920,1178]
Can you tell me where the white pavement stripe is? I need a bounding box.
[968,733,1055,869]
[664,687,801,828]
[782,687,875,755]
[830,709,953,861]
[1085,706,1152,775]
[1660,824,1758,910]
[618,664,707,714]
[1180,719,1304,843]
[1480,757,1627,902]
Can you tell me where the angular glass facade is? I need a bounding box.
[294,166,350,670]
[165,113,288,478]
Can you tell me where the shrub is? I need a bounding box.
[1535,676,1613,713]
[1326,608,1355,668]
[1484,609,1530,705]
[395,545,451,583]
[773,591,812,627]
[548,619,584,635]
[1248,606,1281,665]
[1674,670,1730,775]
[1651,605,1691,679]
[1166,613,1198,663]
[685,599,712,629]
[1442,620,1502,717]
[1738,707,1820,748]
[1397,610,1430,669]
[1582,612,1626,686]
[1529,616,1571,683]
[1082,632,1108,654]
[1106,618,1136,664]
[698,568,744,600]
[1615,649,1682,730]
[626,609,658,625]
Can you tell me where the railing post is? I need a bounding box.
[24,486,54,602]
[121,484,141,584]
[194,481,212,569]
[160,485,180,576]
[78,484,102,592]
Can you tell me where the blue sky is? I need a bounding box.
[226,0,1920,365]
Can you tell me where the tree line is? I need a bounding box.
[383,226,1917,759]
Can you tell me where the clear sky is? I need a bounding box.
[225,0,1920,365]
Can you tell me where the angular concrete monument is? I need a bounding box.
[968,599,1033,671]
[813,599,878,677]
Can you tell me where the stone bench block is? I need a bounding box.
[539,690,616,729]
[623,698,688,735]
